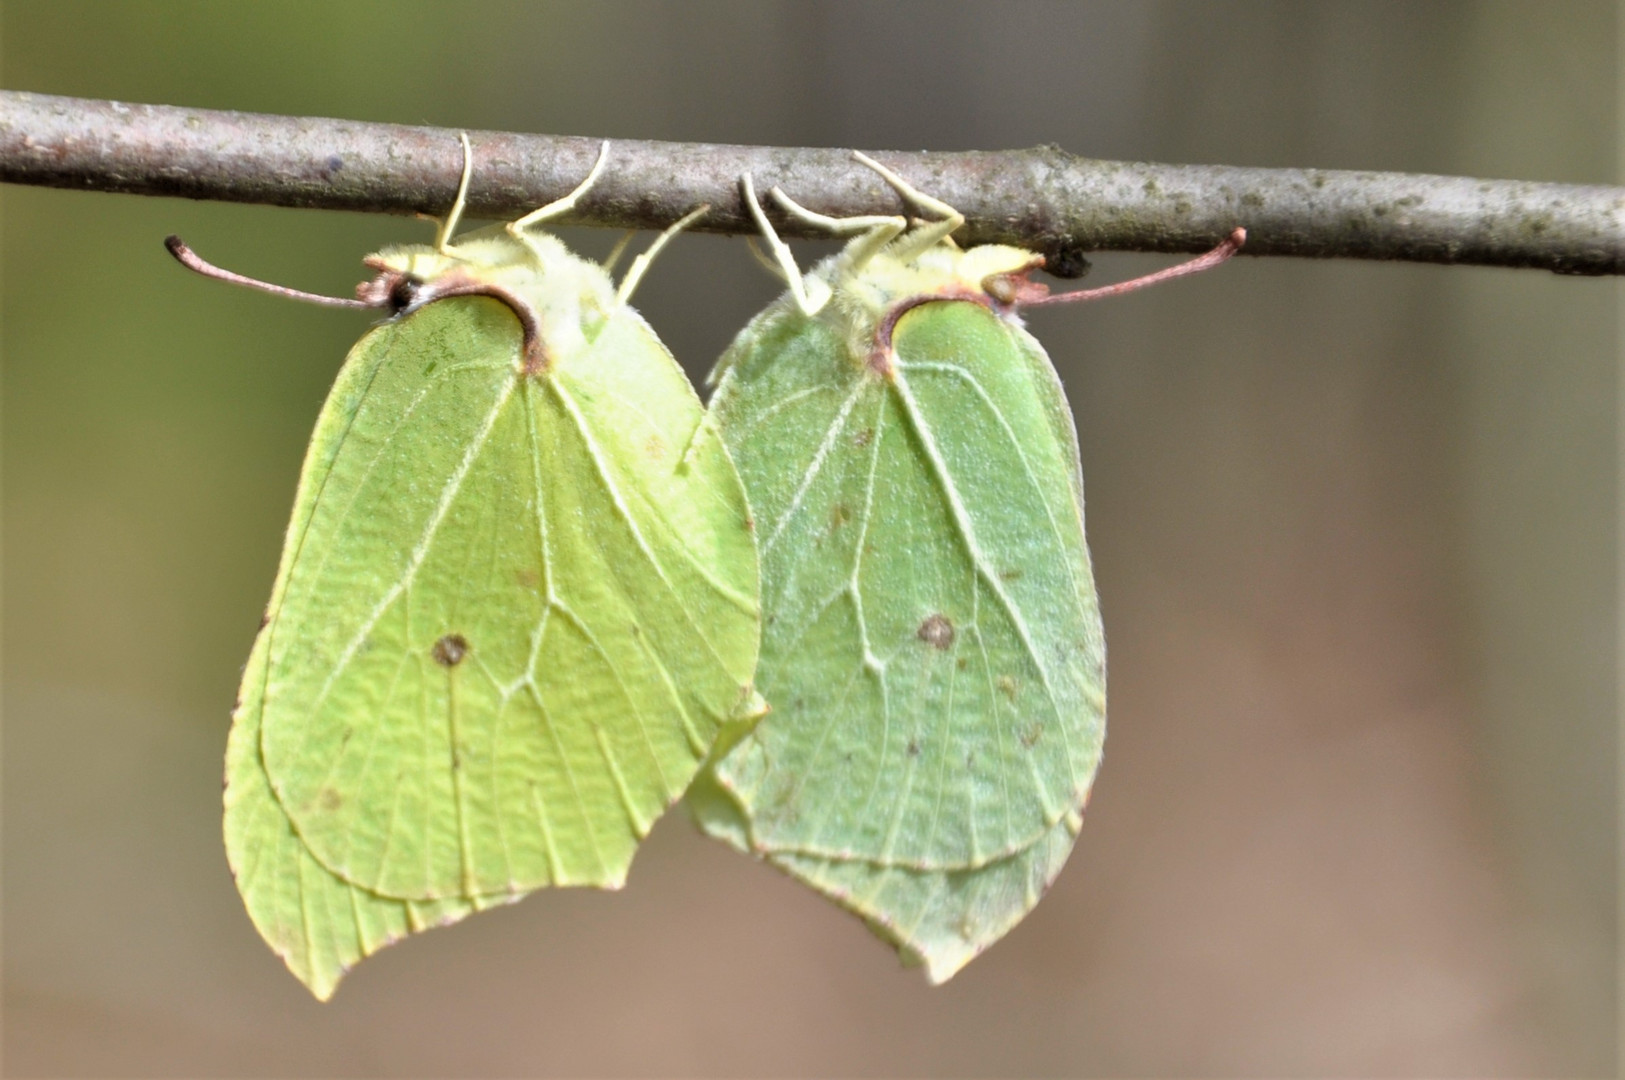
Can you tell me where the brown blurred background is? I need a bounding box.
[2,2,1616,1075]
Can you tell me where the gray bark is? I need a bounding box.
[2,89,1620,276]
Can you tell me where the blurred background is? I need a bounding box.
[2,1,1616,1075]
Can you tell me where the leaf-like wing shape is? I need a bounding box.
[228,295,757,994]
[771,813,1082,984]
[226,615,499,1001]
[694,297,1104,978]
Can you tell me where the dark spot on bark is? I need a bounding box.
[918,613,955,650]
[1241,191,1264,208]
[324,155,344,175]
[433,633,470,666]
[1041,242,1091,280]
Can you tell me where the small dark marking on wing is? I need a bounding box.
[918,614,955,650]
[432,633,470,666]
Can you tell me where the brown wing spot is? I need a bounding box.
[918,614,955,650]
[432,633,470,666]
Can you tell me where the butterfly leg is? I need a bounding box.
[507,141,611,240]
[615,204,710,306]
[505,140,612,259]
[849,150,965,261]
[768,184,908,283]
[601,231,637,276]
[434,133,476,254]
[743,173,827,317]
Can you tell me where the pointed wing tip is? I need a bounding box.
[307,980,342,1003]
[284,956,348,1003]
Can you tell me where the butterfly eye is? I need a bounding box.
[389,277,421,313]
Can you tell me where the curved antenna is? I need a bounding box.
[1022,228,1247,307]
[164,236,377,309]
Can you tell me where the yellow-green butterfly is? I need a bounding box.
[170,136,761,1000]
[691,153,1243,981]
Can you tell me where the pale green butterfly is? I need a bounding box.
[169,136,761,1000]
[690,153,1243,982]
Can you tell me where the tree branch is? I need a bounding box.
[3,90,1620,277]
